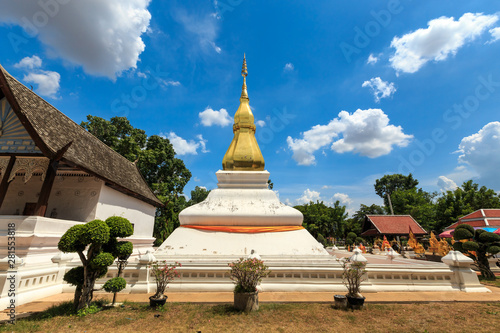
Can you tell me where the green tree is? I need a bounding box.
[452,224,500,280]
[188,186,211,205]
[434,180,500,232]
[390,188,436,231]
[58,217,134,310]
[81,116,191,244]
[374,174,419,214]
[294,201,348,240]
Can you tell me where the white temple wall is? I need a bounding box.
[46,174,102,222]
[0,174,43,215]
[0,173,103,222]
[94,184,156,238]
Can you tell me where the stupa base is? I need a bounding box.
[156,226,329,257]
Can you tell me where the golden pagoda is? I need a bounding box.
[222,55,265,171]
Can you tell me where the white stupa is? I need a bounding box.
[157,56,328,258]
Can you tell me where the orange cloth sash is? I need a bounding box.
[181,225,304,233]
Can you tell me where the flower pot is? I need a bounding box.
[333,295,347,309]
[346,295,365,310]
[234,291,259,312]
[149,295,167,308]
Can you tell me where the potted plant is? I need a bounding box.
[149,261,181,308]
[228,257,270,312]
[339,257,366,309]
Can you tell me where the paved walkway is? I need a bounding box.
[2,288,500,322]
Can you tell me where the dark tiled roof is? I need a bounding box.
[362,215,427,236]
[0,65,162,206]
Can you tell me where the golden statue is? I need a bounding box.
[222,55,265,171]
[414,243,425,254]
[429,231,439,254]
[407,229,418,249]
[438,239,450,257]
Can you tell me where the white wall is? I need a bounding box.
[94,184,156,238]
[46,174,102,221]
[0,174,43,215]
[0,173,102,221]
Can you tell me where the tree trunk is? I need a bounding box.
[77,268,97,310]
[73,286,82,310]
[477,254,495,280]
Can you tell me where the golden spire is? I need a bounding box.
[222,55,265,171]
[241,54,248,100]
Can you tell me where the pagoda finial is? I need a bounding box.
[241,54,248,100]
[222,55,265,171]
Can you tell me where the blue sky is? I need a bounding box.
[1,0,500,214]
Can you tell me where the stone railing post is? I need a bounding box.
[133,251,156,294]
[441,251,491,292]
[51,253,75,287]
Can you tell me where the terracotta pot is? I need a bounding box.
[149,295,167,308]
[346,295,365,310]
[333,295,347,309]
[234,291,259,312]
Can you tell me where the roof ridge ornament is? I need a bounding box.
[222,55,265,171]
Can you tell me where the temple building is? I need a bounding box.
[361,215,427,238]
[0,64,161,309]
[439,209,500,238]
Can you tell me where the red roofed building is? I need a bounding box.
[445,209,500,230]
[361,215,427,237]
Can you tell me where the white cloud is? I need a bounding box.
[390,13,498,74]
[256,120,266,127]
[199,108,232,127]
[23,70,60,98]
[362,77,396,103]
[287,109,413,165]
[0,1,152,79]
[167,132,209,156]
[332,193,353,205]
[174,8,221,54]
[14,55,42,69]
[489,27,500,43]
[163,80,181,87]
[367,53,379,64]
[296,189,321,204]
[321,185,332,189]
[457,121,500,189]
[437,176,458,192]
[13,55,60,98]
[196,134,209,153]
[283,63,294,72]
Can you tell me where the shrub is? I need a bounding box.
[103,277,127,293]
[150,261,181,299]
[106,216,134,238]
[58,217,134,310]
[317,234,326,246]
[453,224,500,280]
[228,258,271,293]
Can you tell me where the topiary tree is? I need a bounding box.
[355,236,365,245]
[452,224,500,280]
[58,216,134,310]
[317,233,326,246]
[346,232,357,248]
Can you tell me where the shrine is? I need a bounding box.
[0,64,162,309]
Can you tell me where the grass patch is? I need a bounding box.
[479,276,500,288]
[1,301,499,332]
